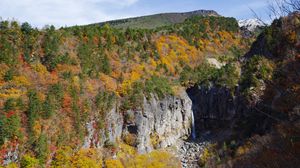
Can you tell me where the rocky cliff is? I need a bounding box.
[187,85,237,136]
[84,91,193,153]
[186,83,274,142]
[81,12,300,167]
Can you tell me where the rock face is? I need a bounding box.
[83,106,124,148]
[187,85,238,135]
[83,91,193,153]
[2,144,18,166]
[130,92,193,153]
[186,84,273,140]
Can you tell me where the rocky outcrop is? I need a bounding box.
[128,92,193,153]
[178,141,210,168]
[83,91,193,153]
[83,106,123,149]
[0,142,19,166]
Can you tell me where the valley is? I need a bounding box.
[0,6,299,168]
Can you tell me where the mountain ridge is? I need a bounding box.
[238,18,265,31]
[89,9,220,29]
[2,8,299,168]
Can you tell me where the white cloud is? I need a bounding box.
[0,0,139,27]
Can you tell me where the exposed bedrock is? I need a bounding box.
[84,91,193,153]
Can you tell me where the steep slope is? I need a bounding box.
[2,9,298,168]
[238,19,265,31]
[0,14,253,167]
[229,12,300,168]
[192,12,300,168]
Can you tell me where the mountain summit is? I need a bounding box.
[238,19,265,31]
[93,10,220,29]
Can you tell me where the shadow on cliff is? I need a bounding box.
[208,13,300,167]
[186,85,240,142]
[185,81,288,143]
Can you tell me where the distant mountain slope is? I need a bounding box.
[92,10,220,29]
[238,19,265,31]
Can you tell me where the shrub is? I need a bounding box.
[123,133,138,147]
[42,83,63,119]
[241,55,274,92]
[5,163,18,168]
[77,36,112,77]
[180,63,218,87]
[42,25,60,71]
[43,94,55,119]
[49,83,64,102]
[105,159,124,168]
[150,133,160,149]
[198,146,215,167]
[21,22,33,34]
[51,146,73,167]
[27,90,42,136]
[95,91,115,114]
[120,82,144,111]
[0,98,22,145]
[0,112,21,145]
[4,69,15,81]
[20,154,39,168]
[122,150,180,168]
[0,31,18,66]
[34,133,49,164]
[144,76,173,99]
[215,63,240,90]
[71,149,102,168]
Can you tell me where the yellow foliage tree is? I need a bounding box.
[105,159,124,168]
[51,147,102,168]
[71,149,102,168]
[12,75,31,86]
[100,74,117,92]
[31,63,48,75]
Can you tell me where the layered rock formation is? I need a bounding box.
[129,92,193,153]
[84,91,193,153]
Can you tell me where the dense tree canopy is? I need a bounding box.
[0,15,253,167]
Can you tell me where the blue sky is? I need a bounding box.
[0,0,270,28]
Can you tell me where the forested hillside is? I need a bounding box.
[0,15,254,167]
[188,12,300,168]
[93,10,219,29]
[0,15,250,167]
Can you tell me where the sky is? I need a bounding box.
[0,0,270,28]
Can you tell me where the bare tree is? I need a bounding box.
[251,0,300,25]
[249,8,269,26]
[283,0,300,12]
[268,0,300,20]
